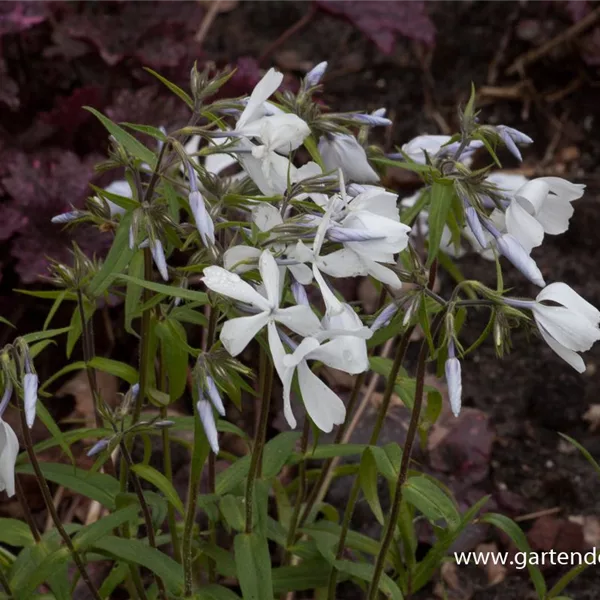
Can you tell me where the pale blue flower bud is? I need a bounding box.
[23,373,38,429]
[348,113,392,127]
[346,183,366,197]
[154,420,175,429]
[51,211,84,224]
[129,225,136,251]
[291,280,309,307]
[130,383,140,399]
[305,61,328,87]
[87,438,110,457]
[496,125,533,162]
[371,302,399,332]
[465,206,488,249]
[189,191,215,247]
[445,353,462,417]
[150,239,169,281]
[277,328,298,351]
[495,233,545,288]
[206,376,226,417]
[197,396,219,454]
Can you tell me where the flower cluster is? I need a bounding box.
[47,61,599,454]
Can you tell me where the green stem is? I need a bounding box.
[15,475,41,543]
[326,327,414,600]
[366,332,432,600]
[18,394,102,600]
[283,418,311,565]
[245,345,274,533]
[120,442,168,600]
[182,415,208,597]
[158,345,181,563]
[298,371,365,529]
[207,452,217,583]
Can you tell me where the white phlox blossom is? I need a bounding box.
[0,382,18,498]
[318,133,380,183]
[269,303,371,432]
[508,283,600,373]
[202,249,321,358]
[223,203,312,284]
[400,135,483,166]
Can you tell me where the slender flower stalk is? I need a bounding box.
[119,442,168,600]
[17,392,102,600]
[245,344,274,532]
[15,475,41,543]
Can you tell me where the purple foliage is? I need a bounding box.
[316,0,436,54]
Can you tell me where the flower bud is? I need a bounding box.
[0,381,13,417]
[495,125,533,162]
[51,211,84,224]
[23,373,38,429]
[444,348,462,417]
[206,376,226,416]
[465,206,488,249]
[305,61,328,87]
[197,396,219,454]
[347,112,392,127]
[87,438,110,457]
[495,234,545,288]
[370,302,398,332]
[150,239,169,281]
[291,280,309,307]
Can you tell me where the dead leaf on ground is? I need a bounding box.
[56,369,119,427]
[569,515,600,547]
[477,542,507,586]
[583,404,600,431]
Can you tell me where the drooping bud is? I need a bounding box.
[0,380,13,417]
[205,376,226,417]
[346,112,392,127]
[465,206,488,249]
[51,211,84,224]
[495,125,533,162]
[445,341,462,417]
[291,280,309,307]
[327,226,386,243]
[197,396,219,454]
[23,373,38,429]
[495,234,545,288]
[150,239,169,282]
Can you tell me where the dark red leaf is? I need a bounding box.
[316,0,435,54]
[0,2,48,38]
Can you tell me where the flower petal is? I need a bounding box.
[203,266,271,311]
[538,177,585,202]
[538,324,586,373]
[537,283,600,326]
[220,312,270,356]
[237,68,283,130]
[313,265,344,316]
[252,203,283,232]
[536,193,575,235]
[197,398,219,454]
[259,250,280,309]
[0,420,18,497]
[297,361,345,433]
[274,305,322,337]
[533,305,600,352]
[223,246,261,273]
[505,201,545,253]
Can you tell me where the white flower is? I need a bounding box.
[197,397,219,454]
[503,177,585,254]
[445,356,462,417]
[401,135,483,166]
[23,373,38,429]
[150,239,169,281]
[202,250,321,357]
[319,134,379,183]
[0,418,18,498]
[531,283,600,373]
[0,383,17,498]
[269,304,371,432]
[223,203,312,284]
[236,68,284,131]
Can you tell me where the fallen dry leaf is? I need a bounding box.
[477,542,507,586]
[583,404,600,431]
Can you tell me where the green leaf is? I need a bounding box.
[155,318,189,402]
[87,356,138,385]
[21,326,71,345]
[400,188,429,225]
[72,505,139,550]
[220,495,245,531]
[43,290,67,331]
[194,584,242,600]
[426,181,455,267]
[16,463,119,509]
[121,122,168,142]
[66,298,94,359]
[131,463,185,516]
[262,431,300,478]
[404,475,460,528]
[117,273,209,303]
[372,154,436,174]
[88,212,135,297]
[304,443,366,460]
[359,448,385,525]
[85,107,156,167]
[480,513,546,599]
[14,289,77,300]
[144,68,194,109]
[92,536,183,593]
[39,360,86,392]
[334,560,404,600]
[303,135,325,170]
[125,249,144,335]
[234,532,273,600]
[36,401,75,466]
[547,557,595,599]
[216,454,251,495]
[98,562,130,599]
[0,519,35,547]
[272,559,331,593]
